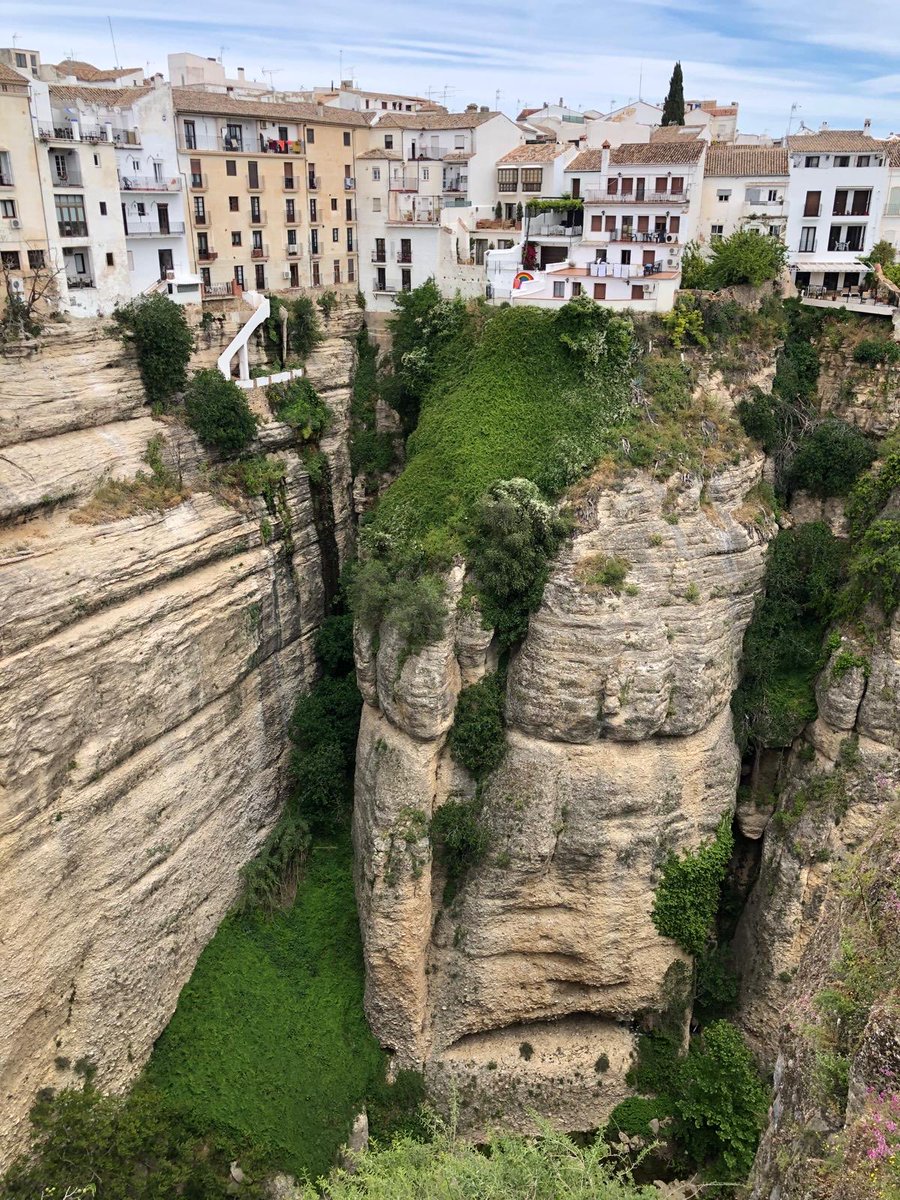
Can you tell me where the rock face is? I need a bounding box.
[353,456,774,1135]
[0,307,361,1165]
[736,618,900,1199]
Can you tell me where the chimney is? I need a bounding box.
[341,78,353,88]
[601,139,611,175]
[864,117,872,133]
[559,97,563,107]
[466,102,478,112]
[820,120,829,131]
[480,105,489,112]
[237,67,245,80]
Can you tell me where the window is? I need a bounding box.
[607,178,619,195]
[347,228,354,250]
[310,199,317,222]
[621,249,632,264]
[130,158,140,173]
[887,187,900,217]
[331,197,338,211]
[312,261,320,286]
[803,190,821,217]
[105,252,114,266]
[384,135,393,149]
[521,168,542,192]
[14,52,26,66]
[332,227,339,242]
[55,193,87,237]
[306,127,315,144]
[255,264,266,289]
[226,160,237,177]
[0,199,16,218]
[857,155,870,168]
[717,189,731,201]
[285,199,296,221]
[200,267,211,286]
[190,158,202,188]
[136,202,146,217]
[287,228,297,247]
[655,176,667,193]
[334,259,341,283]
[710,224,724,241]
[670,177,684,194]
[232,231,242,245]
[552,280,565,298]
[372,197,381,212]
[1,250,20,270]
[247,161,259,189]
[372,167,381,182]
[234,265,245,287]
[497,168,517,192]
[250,196,261,222]
[28,249,45,270]
[346,198,353,220]
[572,282,582,297]
[422,167,429,180]
[835,156,850,168]
[93,154,100,167]
[252,230,263,251]
[97,201,107,216]
[799,226,817,252]
[310,229,319,254]
[768,188,780,202]
[590,215,602,232]
[593,282,606,299]
[225,124,243,151]
[401,267,411,291]
[196,232,209,257]
[769,225,781,238]
[454,134,465,148]
[621,177,633,194]
[343,131,351,146]
[193,196,205,220]
[347,258,355,282]
[229,196,239,211]
[184,120,196,149]
[804,156,820,168]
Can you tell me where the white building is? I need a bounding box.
[293,81,436,114]
[697,145,789,247]
[785,129,889,295]
[356,108,522,309]
[880,141,900,255]
[167,53,271,96]
[685,99,739,142]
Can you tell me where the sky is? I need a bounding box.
[3,0,900,138]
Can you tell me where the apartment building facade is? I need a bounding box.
[697,145,789,246]
[173,89,368,296]
[0,63,53,303]
[785,130,889,294]
[880,142,900,255]
[356,109,522,308]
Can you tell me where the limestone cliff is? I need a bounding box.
[0,306,361,1164]
[353,454,774,1135]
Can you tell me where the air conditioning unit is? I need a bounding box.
[281,269,291,279]
[10,218,21,229]
[9,277,24,294]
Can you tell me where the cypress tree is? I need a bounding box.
[662,61,685,126]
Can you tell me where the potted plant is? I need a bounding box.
[494,201,502,221]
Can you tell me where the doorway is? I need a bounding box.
[157,249,174,279]
[158,204,170,234]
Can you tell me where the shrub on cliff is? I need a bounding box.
[788,420,876,498]
[183,369,257,456]
[852,337,900,366]
[651,815,734,957]
[270,377,330,441]
[430,799,490,901]
[113,294,194,406]
[448,673,506,781]
[706,229,787,289]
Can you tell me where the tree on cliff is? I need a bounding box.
[661,62,685,126]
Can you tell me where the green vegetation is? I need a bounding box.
[112,294,194,406]
[732,523,848,756]
[350,325,397,481]
[448,673,506,781]
[661,60,685,126]
[71,434,188,525]
[270,377,330,440]
[467,479,569,647]
[844,517,900,619]
[430,798,490,902]
[788,419,876,498]
[349,532,447,658]
[662,293,708,350]
[184,369,258,455]
[651,815,734,957]
[606,1096,671,1139]
[845,438,900,537]
[264,294,321,366]
[578,553,631,593]
[296,1124,663,1199]
[145,842,385,1180]
[680,242,710,290]
[851,337,900,366]
[0,1084,269,1199]
[707,230,787,289]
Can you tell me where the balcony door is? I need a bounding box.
[157,248,174,279]
[158,203,170,234]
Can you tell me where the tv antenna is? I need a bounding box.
[261,68,282,90]
[107,17,121,68]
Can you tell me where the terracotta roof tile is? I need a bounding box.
[704,145,789,177]
[0,62,28,85]
[564,148,604,172]
[610,141,705,165]
[442,149,474,162]
[172,87,371,127]
[356,147,402,160]
[52,60,141,82]
[787,131,887,153]
[48,84,153,105]
[649,125,702,143]
[888,141,900,168]
[373,110,501,130]
[497,142,568,164]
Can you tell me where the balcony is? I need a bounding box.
[193,212,210,227]
[251,244,269,259]
[52,170,83,189]
[832,207,870,218]
[198,249,218,262]
[125,221,186,237]
[827,240,865,253]
[120,175,180,193]
[601,230,677,245]
[247,177,264,192]
[261,137,305,155]
[415,146,451,160]
[201,280,240,300]
[344,177,356,190]
[189,174,208,191]
[396,251,412,263]
[308,175,320,190]
[249,209,267,226]
[283,176,297,191]
[390,173,418,192]
[583,188,691,205]
[57,220,89,238]
[372,277,398,293]
[528,219,583,239]
[285,243,302,257]
[371,249,386,262]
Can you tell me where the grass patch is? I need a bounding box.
[144,840,386,1181]
[71,434,188,525]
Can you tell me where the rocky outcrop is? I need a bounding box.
[817,345,900,437]
[0,306,361,1165]
[354,455,774,1135]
